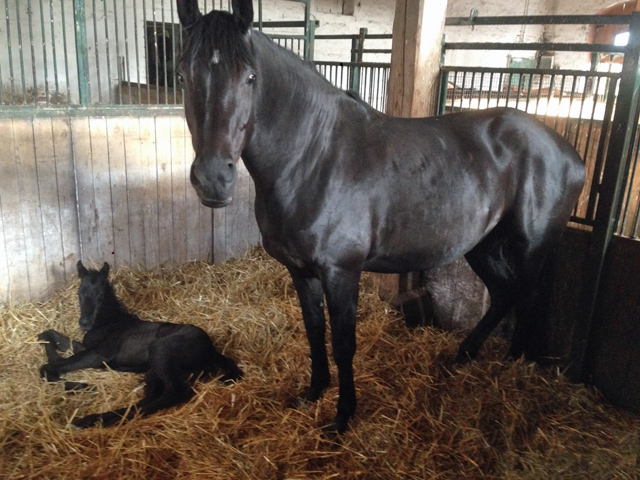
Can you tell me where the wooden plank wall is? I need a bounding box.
[0,115,260,305]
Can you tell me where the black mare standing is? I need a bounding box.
[176,0,586,433]
[38,261,242,428]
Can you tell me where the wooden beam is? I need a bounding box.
[386,0,448,118]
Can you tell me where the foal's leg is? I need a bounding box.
[38,330,92,390]
[38,330,76,362]
[73,372,164,428]
[320,267,362,434]
[73,365,193,429]
[288,267,331,402]
[39,349,105,382]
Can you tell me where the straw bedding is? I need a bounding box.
[1,247,638,479]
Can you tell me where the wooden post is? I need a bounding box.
[374,0,448,302]
[386,0,448,118]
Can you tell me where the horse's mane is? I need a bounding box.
[251,29,369,107]
[181,10,366,107]
[250,30,330,83]
[180,10,255,72]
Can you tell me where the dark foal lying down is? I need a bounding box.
[38,261,242,428]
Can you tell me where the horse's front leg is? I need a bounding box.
[38,329,75,362]
[322,267,361,434]
[288,267,330,402]
[40,350,105,382]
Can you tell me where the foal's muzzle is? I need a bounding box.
[190,155,238,208]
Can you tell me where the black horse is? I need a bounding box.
[175,0,585,433]
[38,261,242,428]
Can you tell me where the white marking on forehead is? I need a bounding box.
[211,50,221,65]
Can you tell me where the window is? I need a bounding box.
[146,21,182,89]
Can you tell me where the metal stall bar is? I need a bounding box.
[26,0,38,104]
[13,0,27,104]
[619,134,640,236]
[586,78,620,224]
[36,0,50,104]
[101,0,113,104]
[73,0,90,106]
[570,12,640,381]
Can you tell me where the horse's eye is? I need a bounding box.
[247,74,256,85]
[176,73,184,86]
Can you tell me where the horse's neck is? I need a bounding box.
[245,34,341,190]
[98,289,130,322]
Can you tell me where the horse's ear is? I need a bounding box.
[232,0,253,33]
[77,261,89,278]
[100,262,110,277]
[176,0,201,29]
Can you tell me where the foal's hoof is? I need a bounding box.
[39,365,61,382]
[64,381,92,392]
[37,330,54,342]
[72,413,102,429]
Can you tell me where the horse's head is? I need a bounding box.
[177,0,256,208]
[77,261,111,332]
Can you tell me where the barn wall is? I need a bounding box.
[0,115,260,305]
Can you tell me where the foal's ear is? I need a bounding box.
[77,261,89,278]
[176,0,201,29]
[232,0,254,33]
[100,262,110,277]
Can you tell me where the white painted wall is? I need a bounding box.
[443,0,625,70]
[264,0,625,69]
[260,0,394,62]
[306,0,626,70]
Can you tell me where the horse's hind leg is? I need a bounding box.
[131,367,194,420]
[72,367,193,429]
[456,254,515,363]
[457,239,518,363]
[459,216,564,363]
[507,244,559,361]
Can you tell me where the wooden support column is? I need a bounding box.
[375,0,448,302]
[386,0,448,118]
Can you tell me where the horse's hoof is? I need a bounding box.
[285,393,313,411]
[303,385,327,403]
[455,350,476,364]
[321,418,349,438]
[505,348,525,362]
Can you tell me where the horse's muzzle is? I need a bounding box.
[190,156,237,208]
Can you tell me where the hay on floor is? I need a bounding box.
[1,247,638,479]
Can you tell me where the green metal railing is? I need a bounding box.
[314,30,392,112]
[0,0,314,117]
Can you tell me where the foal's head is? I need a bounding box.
[77,261,111,332]
[177,0,256,208]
